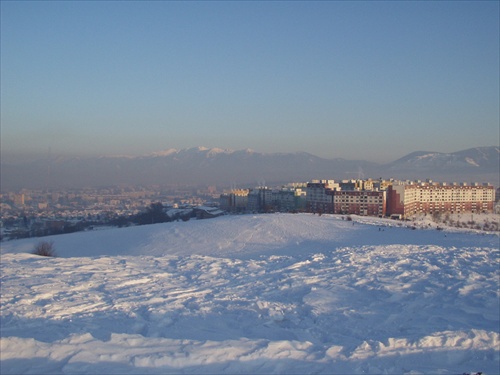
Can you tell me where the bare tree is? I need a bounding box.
[33,240,56,257]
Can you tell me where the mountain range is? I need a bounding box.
[1,146,498,190]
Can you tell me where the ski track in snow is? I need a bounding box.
[1,213,499,374]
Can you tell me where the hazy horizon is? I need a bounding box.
[1,1,499,164]
[1,145,498,191]
[1,144,499,165]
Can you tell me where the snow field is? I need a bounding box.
[2,214,497,259]
[1,213,499,374]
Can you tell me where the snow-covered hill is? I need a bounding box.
[1,214,499,374]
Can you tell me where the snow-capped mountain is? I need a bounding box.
[1,146,498,189]
[0,147,377,189]
[389,147,499,170]
[385,146,499,182]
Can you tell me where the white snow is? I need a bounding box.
[465,157,480,167]
[1,213,499,374]
[148,148,179,157]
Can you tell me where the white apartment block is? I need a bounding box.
[387,181,495,218]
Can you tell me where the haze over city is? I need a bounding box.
[1,1,498,164]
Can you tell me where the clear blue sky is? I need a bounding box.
[1,1,498,162]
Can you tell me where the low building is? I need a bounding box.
[194,206,224,220]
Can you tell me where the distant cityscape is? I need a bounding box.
[220,178,498,219]
[1,177,498,241]
[0,185,219,240]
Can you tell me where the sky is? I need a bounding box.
[1,1,499,163]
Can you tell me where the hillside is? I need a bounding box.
[1,214,498,374]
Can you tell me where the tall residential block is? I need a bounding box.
[387,181,495,219]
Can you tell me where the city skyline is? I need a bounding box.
[1,1,499,163]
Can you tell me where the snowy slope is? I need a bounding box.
[2,214,497,259]
[1,214,499,374]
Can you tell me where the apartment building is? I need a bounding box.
[246,187,300,213]
[338,179,388,192]
[219,189,249,213]
[306,180,388,216]
[220,186,307,213]
[306,180,339,214]
[387,181,495,218]
[247,187,273,212]
[272,188,307,212]
[330,190,386,217]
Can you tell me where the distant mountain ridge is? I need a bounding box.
[386,147,499,182]
[1,146,498,190]
[390,147,499,169]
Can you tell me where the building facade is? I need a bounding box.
[220,179,496,219]
[219,189,249,213]
[330,190,386,217]
[247,187,273,212]
[387,181,495,218]
[306,180,339,214]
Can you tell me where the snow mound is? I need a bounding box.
[1,214,499,374]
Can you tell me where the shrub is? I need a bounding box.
[33,240,56,257]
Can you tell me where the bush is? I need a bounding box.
[33,240,56,257]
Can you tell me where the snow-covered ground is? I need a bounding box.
[1,214,499,374]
